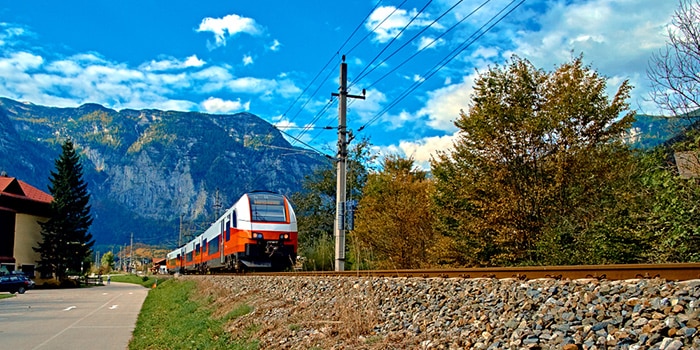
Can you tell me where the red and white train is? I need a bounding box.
[165,191,298,273]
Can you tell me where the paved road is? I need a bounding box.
[0,282,149,350]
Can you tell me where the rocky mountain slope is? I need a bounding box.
[0,97,327,247]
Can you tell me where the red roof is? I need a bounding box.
[0,176,53,204]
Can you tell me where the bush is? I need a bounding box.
[39,279,61,289]
[60,278,80,288]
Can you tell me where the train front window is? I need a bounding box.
[249,193,286,222]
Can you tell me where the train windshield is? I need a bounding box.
[249,193,287,222]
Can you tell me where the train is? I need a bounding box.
[165,191,298,273]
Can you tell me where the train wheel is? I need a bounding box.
[235,261,246,273]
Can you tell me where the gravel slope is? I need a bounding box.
[189,275,700,349]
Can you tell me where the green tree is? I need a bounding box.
[350,156,436,269]
[34,139,94,280]
[101,251,116,272]
[634,143,700,263]
[291,138,375,270]
[431,56,640,266]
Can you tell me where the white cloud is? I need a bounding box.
[201,97,250,113]
[366,6,436,43]
[269,39,281,51]
[348,88,386,123]
[242,55,254,66]
[272,117,315,145]
[196,14,262,48]
[397,134,458,170]
[417,75,476,132]
[140,55,206,71]
[219,76,301,99]
[416,36,445,50]
[0,51,44,71]
[184,55,206,68]
[508,0,676,114]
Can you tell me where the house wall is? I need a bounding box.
[13,213,47,278]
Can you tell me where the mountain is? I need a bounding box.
[0,97,328,248]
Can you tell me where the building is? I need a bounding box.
[0,174,52,278]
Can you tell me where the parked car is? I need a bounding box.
[0,274,33,294]
[9,271,36,288]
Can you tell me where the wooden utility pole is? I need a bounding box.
[331,55,364,271]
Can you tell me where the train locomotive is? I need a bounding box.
[165,191,298,273]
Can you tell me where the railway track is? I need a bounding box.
[245,263,700,281]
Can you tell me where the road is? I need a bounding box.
[0,282,149,350]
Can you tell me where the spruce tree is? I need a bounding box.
[34,139,94,280]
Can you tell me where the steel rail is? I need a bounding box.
[245,263,700,281]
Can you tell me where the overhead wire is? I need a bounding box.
[357,0,527,132]
[345,0,409,56]
[305,0,433,148]
[280,0,385,128]
[363,0,491,91]
[350,0,466,89]
[351,0,435,85]
[287,0,392,146]
[294,0,415,148]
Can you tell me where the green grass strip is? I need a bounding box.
[129,279,258,350]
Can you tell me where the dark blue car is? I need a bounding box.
[0,274,33,294]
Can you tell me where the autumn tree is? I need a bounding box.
[350,156,435,269]
[431,56,641,266]
[100,251,115,273]
[647,0,700,119]
[291,138,375,270]
[34,140,94,280]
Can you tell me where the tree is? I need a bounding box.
[634,148,700,263]
[431,56,640,266]
[350,156,436,269]
[34,139,94,280]
[647,0,700,118]
[291,138,376,270]
[101,251,116,272]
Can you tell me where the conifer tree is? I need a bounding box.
[34,139,94,280]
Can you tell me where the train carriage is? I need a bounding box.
[166,191,297,273]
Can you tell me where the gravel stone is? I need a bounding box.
[188,275,700,349]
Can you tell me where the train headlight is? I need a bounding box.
[252,232,264,240]
[279,233,289,240]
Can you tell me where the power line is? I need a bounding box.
[358,0,527,132]
[346,0,409,56]
[350,0,467,88]
[363,0,491,91]
[280,0,385,127]
[351,0,435,84]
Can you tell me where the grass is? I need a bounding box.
[0,293,14,299]
[108,274,160,288]
[128,278,258,350]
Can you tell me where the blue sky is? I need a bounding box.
[0,0,678,168]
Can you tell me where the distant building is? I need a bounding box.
[0,174,52,278]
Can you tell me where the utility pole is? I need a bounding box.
[130,233,134,274]
[213,187,222,220]
[331,55,365,271]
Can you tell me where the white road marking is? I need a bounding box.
[109,305,118,310]
[63,306,76,311]
[33,293,126,350]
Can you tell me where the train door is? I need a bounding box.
[220,218,227,264]
[178,248,184,273]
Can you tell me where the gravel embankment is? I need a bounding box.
[190,275,700,349]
